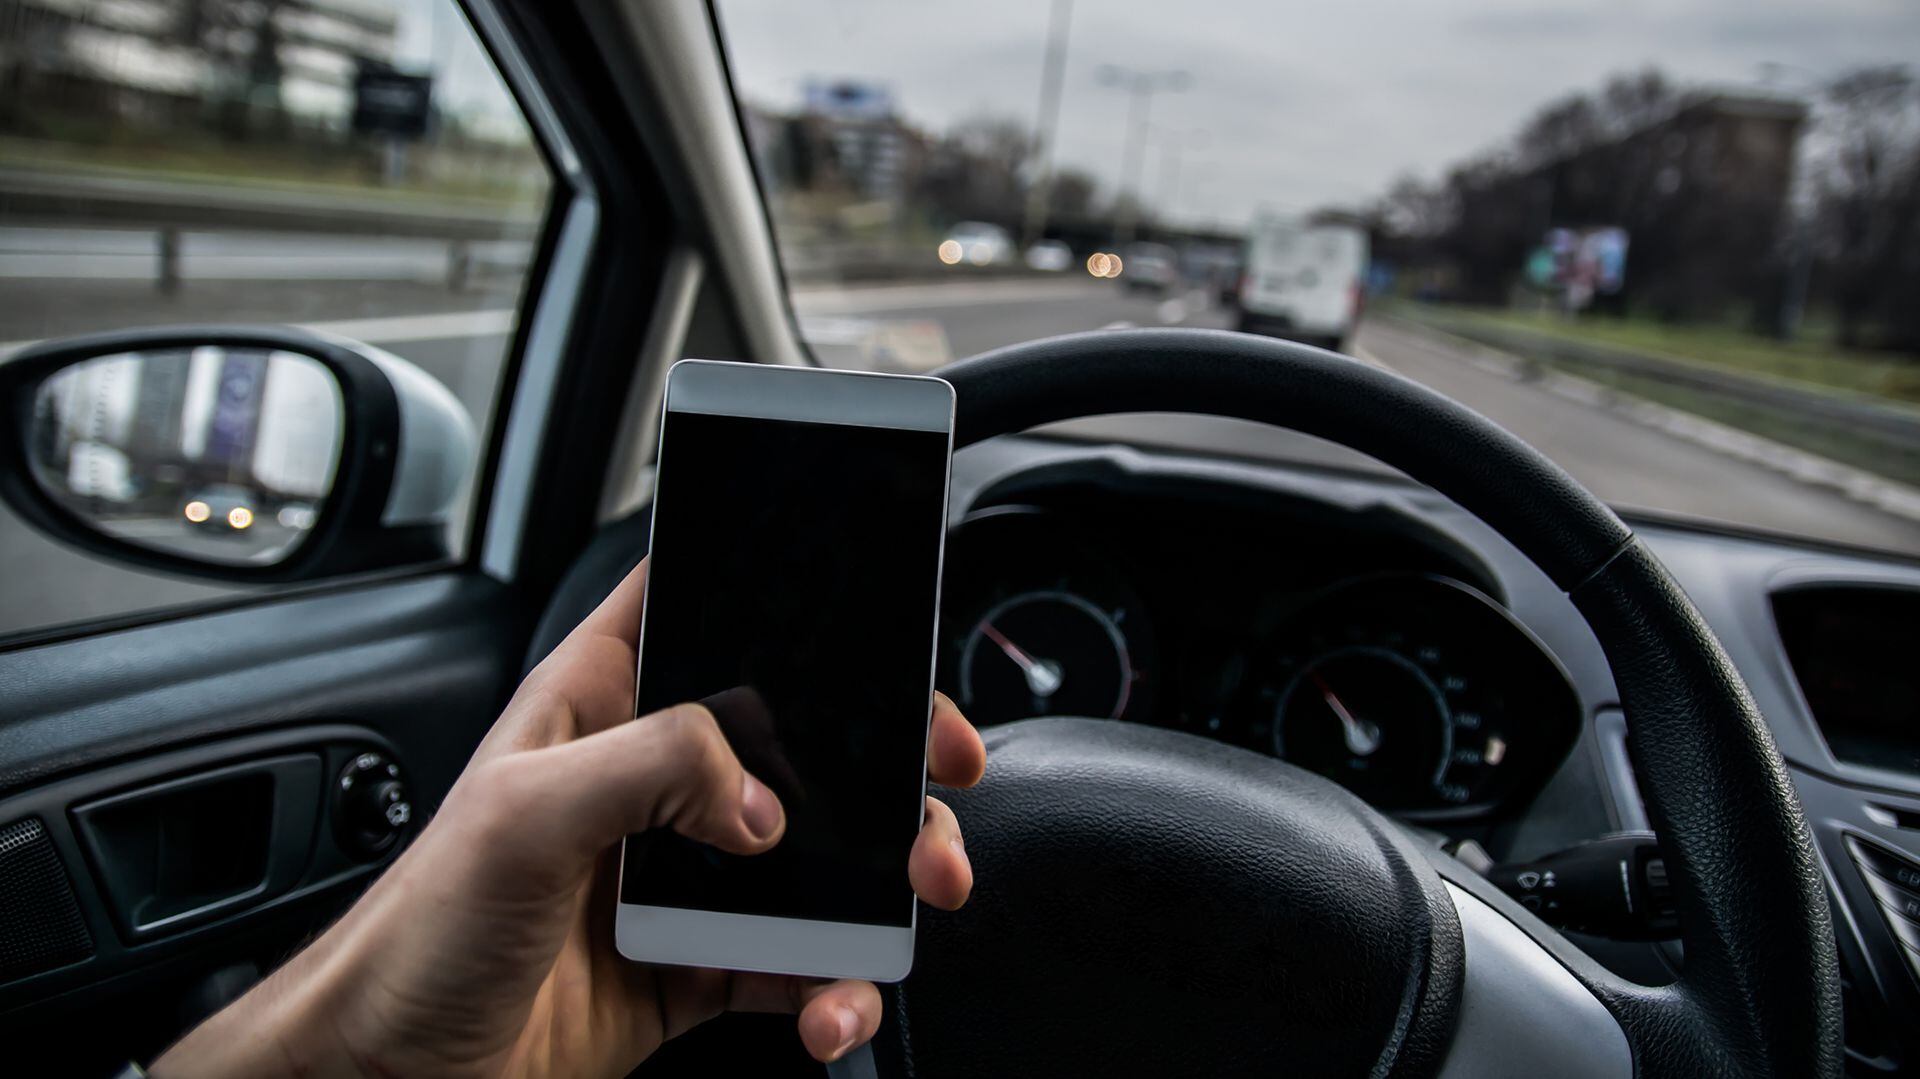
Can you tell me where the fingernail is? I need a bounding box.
[741,773,782,840]
[951,833,971,885]
[830,1006,861,1060]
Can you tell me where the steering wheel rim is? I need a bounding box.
[907,327,1838,1077]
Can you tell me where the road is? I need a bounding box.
[3,273,1917,637]
[797,281,1920,550]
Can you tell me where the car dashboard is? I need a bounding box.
[947,430,1920,1073]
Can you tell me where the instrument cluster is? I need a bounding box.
[937,503,1580,816]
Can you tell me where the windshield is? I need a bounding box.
[714,1,1920,557]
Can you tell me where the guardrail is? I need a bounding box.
[0,165,542,292]
[1388,311,1920,456]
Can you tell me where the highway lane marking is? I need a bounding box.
[1367,319,1920,525]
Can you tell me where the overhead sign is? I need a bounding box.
[353,67,434,139]
[803,79,895,123]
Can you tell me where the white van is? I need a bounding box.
[1235,217,1369,352]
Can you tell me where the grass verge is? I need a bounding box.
[1387,304,1920,488]
[1396,301,1920,406]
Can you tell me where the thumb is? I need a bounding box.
[503,703,787,863]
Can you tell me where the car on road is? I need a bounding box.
[939,222,1015,267]
[1235,217,1368,352]
[0,2,1902,1076]
[1024,239,1073,272]
[181,484,258,536]
[1120,242,1179,293]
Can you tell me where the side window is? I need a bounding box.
[0,0,553,640]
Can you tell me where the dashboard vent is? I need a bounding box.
[1773,586,1920,778]
[0,817,94,983]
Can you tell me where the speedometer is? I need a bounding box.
[1252,574,1578,814]
[1273,642,1493,807]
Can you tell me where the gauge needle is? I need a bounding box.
[1311,671,1382,757]
[979,620,1064,697]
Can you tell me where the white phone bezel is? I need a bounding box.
[614,358,955,982]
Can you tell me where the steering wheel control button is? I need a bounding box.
[334,751,411,860]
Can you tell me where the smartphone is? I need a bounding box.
[614,358,955,982]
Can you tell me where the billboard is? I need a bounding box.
[1525,226,1629,310]
[353,66,434,139]
[802,79,895,123]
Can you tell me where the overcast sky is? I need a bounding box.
[383,0,1920,225]
[713,0,1920,227]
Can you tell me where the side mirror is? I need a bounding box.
[0,326,475,581]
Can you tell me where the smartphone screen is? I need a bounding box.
[620,398,950,929]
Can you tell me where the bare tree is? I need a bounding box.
[1514,70,1677,168]
[1807,65,1920,350]
[1048,167,1100,218]
[1516,95,1604,168]
[912,113,1037,227]
[1375,173,1456,239]
[1597,69,1680,137]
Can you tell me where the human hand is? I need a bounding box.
[152,558,986,1077]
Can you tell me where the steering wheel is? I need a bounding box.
[881,328,1839,1078]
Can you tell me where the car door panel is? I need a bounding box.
[0,574,515,799]
[0,570,521,1052]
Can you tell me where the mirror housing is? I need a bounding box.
[0,326,476,582]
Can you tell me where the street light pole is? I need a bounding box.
[1155,129,1207,225]
[1099,65,1189,245]
[1021,0,1074,249]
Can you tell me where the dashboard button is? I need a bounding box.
[1846,837,1920,962]
[1860,869,1920,925]
[335,751,410,860]
[1878,899,1920,952]
[1848,836,1920,892]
